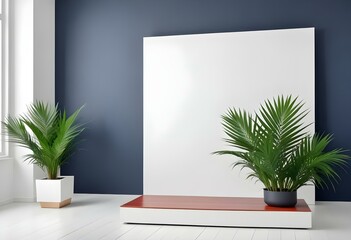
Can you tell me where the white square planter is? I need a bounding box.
[36,176,74,208]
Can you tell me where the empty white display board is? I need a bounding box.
[144,28,315,203]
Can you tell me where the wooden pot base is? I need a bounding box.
[39,198,71,208]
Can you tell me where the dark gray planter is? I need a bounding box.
[263,189,297,207]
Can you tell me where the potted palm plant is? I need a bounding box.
[3,102,84,208]
[215,95,348,207]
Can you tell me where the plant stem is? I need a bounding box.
[47,168,58,179]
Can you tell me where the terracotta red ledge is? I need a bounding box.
[121,195,311,212]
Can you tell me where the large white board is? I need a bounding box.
[144,28,315,201]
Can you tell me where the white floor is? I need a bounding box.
[0,194,350,240]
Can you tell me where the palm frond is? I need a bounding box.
[214,95,349,191]
[2,102,85,179]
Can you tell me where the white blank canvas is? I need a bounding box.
[144,28,315,201]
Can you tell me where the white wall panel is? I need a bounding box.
[7,0,55,202]
[144,28,315,201]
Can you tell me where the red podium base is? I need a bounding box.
[120,195,312,228]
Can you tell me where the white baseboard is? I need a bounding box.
[13,197,36,203]
[0,198,13,206]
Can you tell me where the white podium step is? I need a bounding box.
[120,195,312,229]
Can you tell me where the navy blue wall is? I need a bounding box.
[56,0,351,201]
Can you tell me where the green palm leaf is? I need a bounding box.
[214,95,349,191]
[2,101,85,179]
